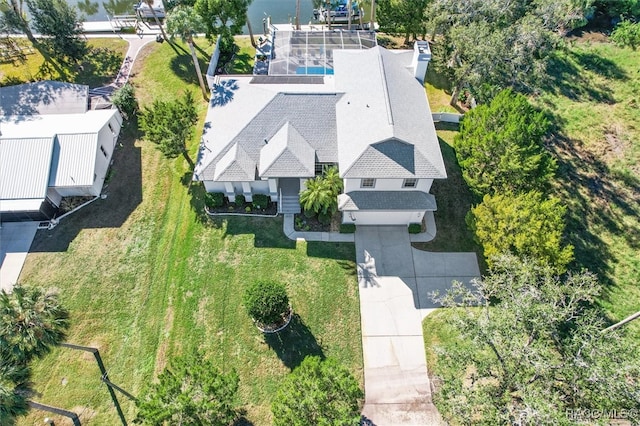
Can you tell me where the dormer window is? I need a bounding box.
[403,178,417,188]
[361,178,376,188]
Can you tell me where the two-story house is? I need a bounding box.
[193,34,446,226]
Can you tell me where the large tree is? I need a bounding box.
[0,0,37,44]
[427,0,591,104]
[139,91,199,167]
[467,191,574,272]
[377,0,430,44]
[454,89,555,197]
[0,285,69,364]
[135,354,239,425]
[166,5,208,99]
[194,0,250,44]
[432,255,640,425]
[272,356,363,426]
[26,0,86,63]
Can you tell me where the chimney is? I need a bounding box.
[411,41,431,83]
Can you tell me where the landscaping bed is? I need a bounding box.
[293,212,342,233]
[206,199,278,216]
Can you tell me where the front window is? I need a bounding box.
[361,178,376,188]
[403,178,418,188]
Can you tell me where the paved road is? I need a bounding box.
[356,226,480,425]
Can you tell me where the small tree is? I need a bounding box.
[454,90,555,197]
[135,354,239,425]
[139,91,198,167]
[111,83,138,121]
[300,167,342,216]
[467,191,574,272]
[611,19,640,50]
[272,356,363,426]
[244,281,289,326]
[0,285,69,364]
[26,0,87,63]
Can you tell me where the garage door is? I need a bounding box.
[346,211,422,226]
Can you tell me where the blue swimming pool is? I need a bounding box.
[296,66,334,75]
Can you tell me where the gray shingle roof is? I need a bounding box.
[259,122,315,177]
[338,191,437,211]
[334,47,446,179]
[213,143,256,181]
[0,137,54,201]
[197,91,338,181]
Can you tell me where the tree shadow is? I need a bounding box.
[170,53,201,86]
[414,138,482,258]
[227,52,253,75]
[548,127,640,289]
[210,79,239,107]
[306,241,355,261]
[263,314,325,370]
[29,122,143,252]
[542,47,627,104]
[0,80,86,117]
[217,216,296,249]
[232,416,255,426]
[75,46,123,86]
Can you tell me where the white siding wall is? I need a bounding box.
[342,210,424,225]
[54,186,95,197]
[203,180,270,199]
[343,178,432,192]
[204,181,227,192]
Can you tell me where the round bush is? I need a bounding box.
[244,282,289,326]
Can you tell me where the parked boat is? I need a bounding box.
[134,0,165,19]
[314,0,361,24]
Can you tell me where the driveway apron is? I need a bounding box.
[356,225,480,425]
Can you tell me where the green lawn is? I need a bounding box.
[19,39,362,425]
[537,41,640,335]
[0,38,128,87]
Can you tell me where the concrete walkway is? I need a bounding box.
[282,211,438,243]
[0,222,39,292]
[356,226,480,425]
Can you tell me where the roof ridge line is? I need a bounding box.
[377,51,394,126]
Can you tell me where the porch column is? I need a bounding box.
[268,178,278,201]
[241,182,253,201]
[299,178,308,191]
[224,182,235,202]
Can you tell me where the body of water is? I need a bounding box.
[67,0,316,34]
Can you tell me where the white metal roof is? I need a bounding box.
[49,133,99,187]
[0,109,117,138]
[0,81,88,116]
[0,137,54,202]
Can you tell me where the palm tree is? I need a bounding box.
[323,166,343,197]
[0,286,69,364]
[166,6,208,100]
[300,177,335,215]
[0,361,31,425]
[247,11,257,47]
[143,0,170,43]
[347,0,352,30]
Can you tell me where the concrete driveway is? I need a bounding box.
[356,226,480,425]
[0,222,39,292]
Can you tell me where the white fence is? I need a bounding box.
[206,35,223,87]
